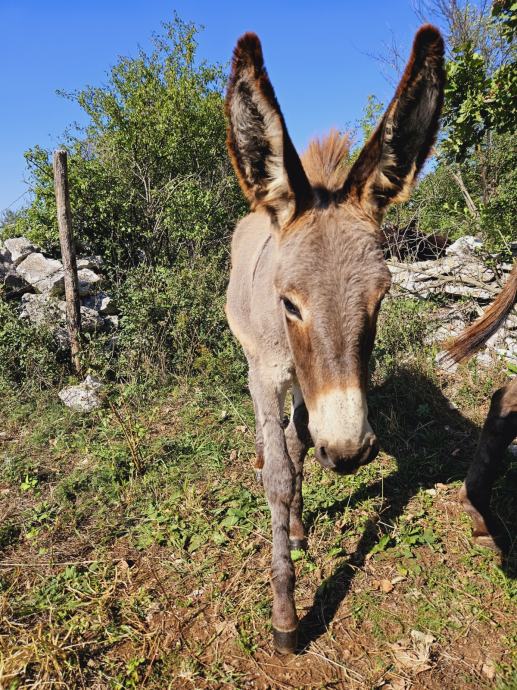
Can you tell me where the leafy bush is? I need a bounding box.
[0,301,64,390]
[115,260,245,383]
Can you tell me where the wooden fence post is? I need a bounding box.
[53,149,82,374]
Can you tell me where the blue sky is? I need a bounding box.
[0,1,433,213]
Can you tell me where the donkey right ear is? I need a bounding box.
[226,33,313,227]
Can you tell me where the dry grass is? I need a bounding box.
[1,341,515,689]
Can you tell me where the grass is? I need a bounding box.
[1,298,516,689]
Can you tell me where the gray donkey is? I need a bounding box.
[225,25,445,653]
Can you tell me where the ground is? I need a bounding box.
[0,354,516,689]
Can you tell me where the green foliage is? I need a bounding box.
[443,41,516,162]
[374,297,433,369]
[0,301,63,390]
[115,259,245,382]
[355,94,384,148]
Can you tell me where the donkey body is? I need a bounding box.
[225,27,445,653]
[447,262,517,553]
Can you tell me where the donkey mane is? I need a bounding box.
[301,129,351,192]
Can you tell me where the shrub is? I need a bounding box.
[115,260,245,383]
[0,300,64,391]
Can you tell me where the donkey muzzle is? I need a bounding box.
[309,387,378,474]
[315,433,379,474]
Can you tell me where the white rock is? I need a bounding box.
[435,350,458,373]
[82,291,116,315]
[20,293,61,326]
[103,314,119,330]
[16,253,64,294]
[506,314,517,330]
[475,350,494,367]
[4,237,37,266]
[77,268,102,296]
[445,236,483,258]
[425,319,466,345]
[443,284,493,300]
[76,256,103,270]
[0,247,11,265]
[56,302,104,332]
[58,376,104,412]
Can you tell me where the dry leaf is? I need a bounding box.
[481,659,496,680]
[380,579,394,593]
[384,679,408,690]
[229,449,238,461]
[390,630,435,674]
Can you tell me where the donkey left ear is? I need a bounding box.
[342,25,445,222]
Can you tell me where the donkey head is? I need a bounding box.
[226,27,444,474]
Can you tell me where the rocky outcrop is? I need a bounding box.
[0,236,117,342]
[387,236,517,371]
[3,237,37,265]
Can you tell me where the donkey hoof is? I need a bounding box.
[289,537,307,551]
[273,627,298,654]
[254,469,263,485]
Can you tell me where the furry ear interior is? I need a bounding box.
[226,33,313,227]
[342,25,445,222]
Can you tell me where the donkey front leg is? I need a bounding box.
[460,378,517,552]
[251,393,265,484]
[285,384,311,550]
[249,369,298,653]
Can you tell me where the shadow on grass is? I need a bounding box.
[297,366,516,652]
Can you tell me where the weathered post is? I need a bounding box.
[53,149,82,374]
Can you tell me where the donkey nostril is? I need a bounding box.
[318,446,327,459]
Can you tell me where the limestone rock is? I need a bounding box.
[16,253,64,295]
[103,314,119,330]
[58,375,104,412]
[20,293,62,326]
[445,235,483,258]
[77,268,102,296]
[3,237,37,266]
[21,293,105,334]
[77,256,103,270]
[443,283,493,300]
[82,291,116,315]
[3,269,29,292]
[56,302,104,333]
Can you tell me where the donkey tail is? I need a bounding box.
[445,261,517,363]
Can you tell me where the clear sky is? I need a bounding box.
[0,1,433,213]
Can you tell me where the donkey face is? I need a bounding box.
[226,27,444,474]
[275,212,391,473]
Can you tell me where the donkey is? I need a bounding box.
[446,261,517,554]
[225,26,445,653]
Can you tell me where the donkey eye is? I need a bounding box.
[282,298,302,320]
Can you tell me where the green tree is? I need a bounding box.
[14,16,245,275]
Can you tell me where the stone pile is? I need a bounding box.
[0,236,118,346]
[387,236,516,370]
